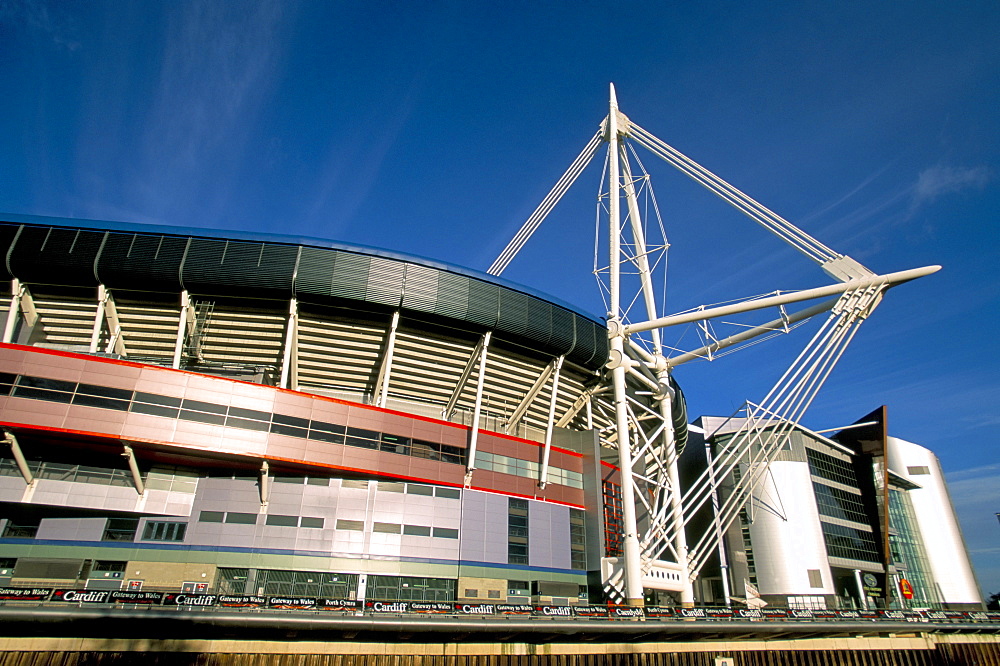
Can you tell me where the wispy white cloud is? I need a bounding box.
[909,164,991,212]
[1,0,81,50]
[118,2,293,224]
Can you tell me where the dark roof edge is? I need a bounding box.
[0,212,605,326]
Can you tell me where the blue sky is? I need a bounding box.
[1,1,997,596]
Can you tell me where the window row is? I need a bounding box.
[820,521,880,563]
[0,373,466,465]
[198,511,324,529]
[806,447,860,488]
[813,481,869,525]
[335,519,458,539]
[375,481,461,499]
[474,451,584,489]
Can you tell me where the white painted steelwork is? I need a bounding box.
[488,85,937,606]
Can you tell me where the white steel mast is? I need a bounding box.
[487,85,937,608]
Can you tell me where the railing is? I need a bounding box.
[0,588,996,624]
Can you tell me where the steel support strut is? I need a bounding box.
[607,84,645,606]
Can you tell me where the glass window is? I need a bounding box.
[433,527,458,539]
[821,522,880,562]
[435,487,461,500]
[225,512,258,525]
[199,510,225,523]
[2,519,38,539]
[73,383,132,410]
[300,517,324,529]
[403,524,431,537]
[228,406,271,422]
[336,519,364,531]
[265,514,298,527]
[373,522,401,534]
[102,517,139,542]
[142,521,186,542]
[93,560,126,573]
[806,448,860,488]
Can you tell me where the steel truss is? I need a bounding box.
[488,85,938,606]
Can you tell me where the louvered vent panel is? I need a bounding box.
[496,289,532,339]
[433,272,470,320]
[465,279,499,329]
[569,318,606,368]
[182,240,297,298]
[0,224,21,280]
[8,227,104,286]
[294,247,335,300]
[330,252,370,302]
[549,306,576,356]
[366,256,403,307]
[400,264,438,314]
[97,233,187,292]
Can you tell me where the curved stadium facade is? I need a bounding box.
[0,213,629,604]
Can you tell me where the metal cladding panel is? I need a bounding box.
[548,306,576,356]
[400,263,438,313]
[330,251,371,301]
[96,232,188,291]
[464,278,499,329]
[886,437,982,604]
[747,459,834,596]
[294,245,336,301]
[433,271,471,320]
[366,255,403,307]
[496,288,534,340]
[181,238,297,298]
[568,317,606,368]
[7,226,105,286]
[0,224,21,280]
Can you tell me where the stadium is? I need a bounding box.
[0,92,986,626]
[0,212,640,605]
[0,211,982,616]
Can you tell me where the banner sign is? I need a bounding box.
[366,601,408,613]
[51,589,112,603]
[109,591,162,604]
[316,598,359,611]
[1,585,998,624]
[0,587,51,601]
[218,594,266,608]
[162,593,217,606]
[454,603,496,615]
[268,597,317,610]
[409,602,453,614]
[535,605,573,617]
[496,604,534,615]
[572,605,611,617]
[878,610,905,621]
